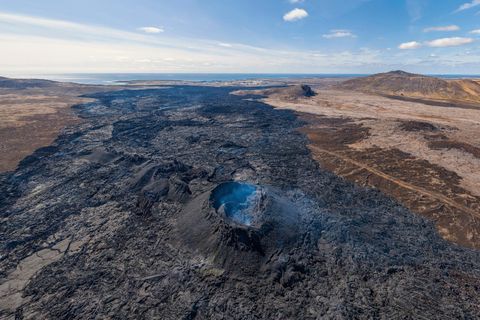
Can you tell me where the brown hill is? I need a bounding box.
[0,77,58,89]
[337,70,480,105]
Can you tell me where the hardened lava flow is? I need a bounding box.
[1,86,480,319]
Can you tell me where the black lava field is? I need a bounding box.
[1,86,480,319]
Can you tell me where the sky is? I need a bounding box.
[0,0,480,74]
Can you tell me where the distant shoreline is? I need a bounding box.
[4,73,480,85]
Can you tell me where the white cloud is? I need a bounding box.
[0,12,168,45]
[455,0,480,12]
[426,37,474,47]
[138,27,164,34]
[323,29,356,39]
[398,37,474,49]
[0,11,385,74]
[423,25,460,32]
[283,8,308,22]
[398,41,422,49]
[470,29,480,34]
[1,11,479,74]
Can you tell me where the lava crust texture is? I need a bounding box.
[1,86,480,319]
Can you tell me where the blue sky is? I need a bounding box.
[1,0,480,74]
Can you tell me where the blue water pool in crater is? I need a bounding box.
[211,182,260,226]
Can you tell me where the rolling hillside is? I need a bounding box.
[337,70,480,104]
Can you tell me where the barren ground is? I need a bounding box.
[2,85,480,319]
[0,78,340,174]
[0,83,144,172]
[0,93,87,172]
[243,87,480,248]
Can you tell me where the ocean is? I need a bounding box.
[26,73,367,85]
[7,73,480,85]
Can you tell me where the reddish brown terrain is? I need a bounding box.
[236,74,480,249]
[337,70,480,106]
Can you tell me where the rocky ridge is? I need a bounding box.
[337,70,480,105]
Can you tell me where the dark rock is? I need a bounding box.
[399,120,438,132]
[1,85,480,319]
[301,84,316,97]
[167,176,191,202]
[0,78,57,89]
